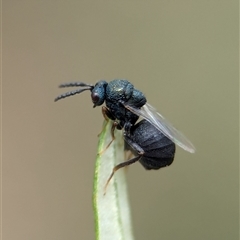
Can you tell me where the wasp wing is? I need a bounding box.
[124,103,195,153]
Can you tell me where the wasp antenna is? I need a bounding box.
[54,87,92,102]
[59,82,94,88]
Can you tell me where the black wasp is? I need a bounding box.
[55,79,195,187]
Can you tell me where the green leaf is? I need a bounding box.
[93,120,134,240]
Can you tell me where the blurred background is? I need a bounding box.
[2,1,238,240]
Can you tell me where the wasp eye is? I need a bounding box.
[90,81,107,107]
[91,92,100,104]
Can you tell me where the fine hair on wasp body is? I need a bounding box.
[55,79,195,191]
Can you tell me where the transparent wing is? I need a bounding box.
[124,103,195,153]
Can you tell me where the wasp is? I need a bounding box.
[55,79,195,187]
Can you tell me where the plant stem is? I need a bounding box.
[93,120,134,240]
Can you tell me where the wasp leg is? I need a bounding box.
[104,155,141,195]
[125,150,134,161]
[104,135,144,194]
[123,144,135,172]
[97,106,116,137]
[98,121,118,155]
